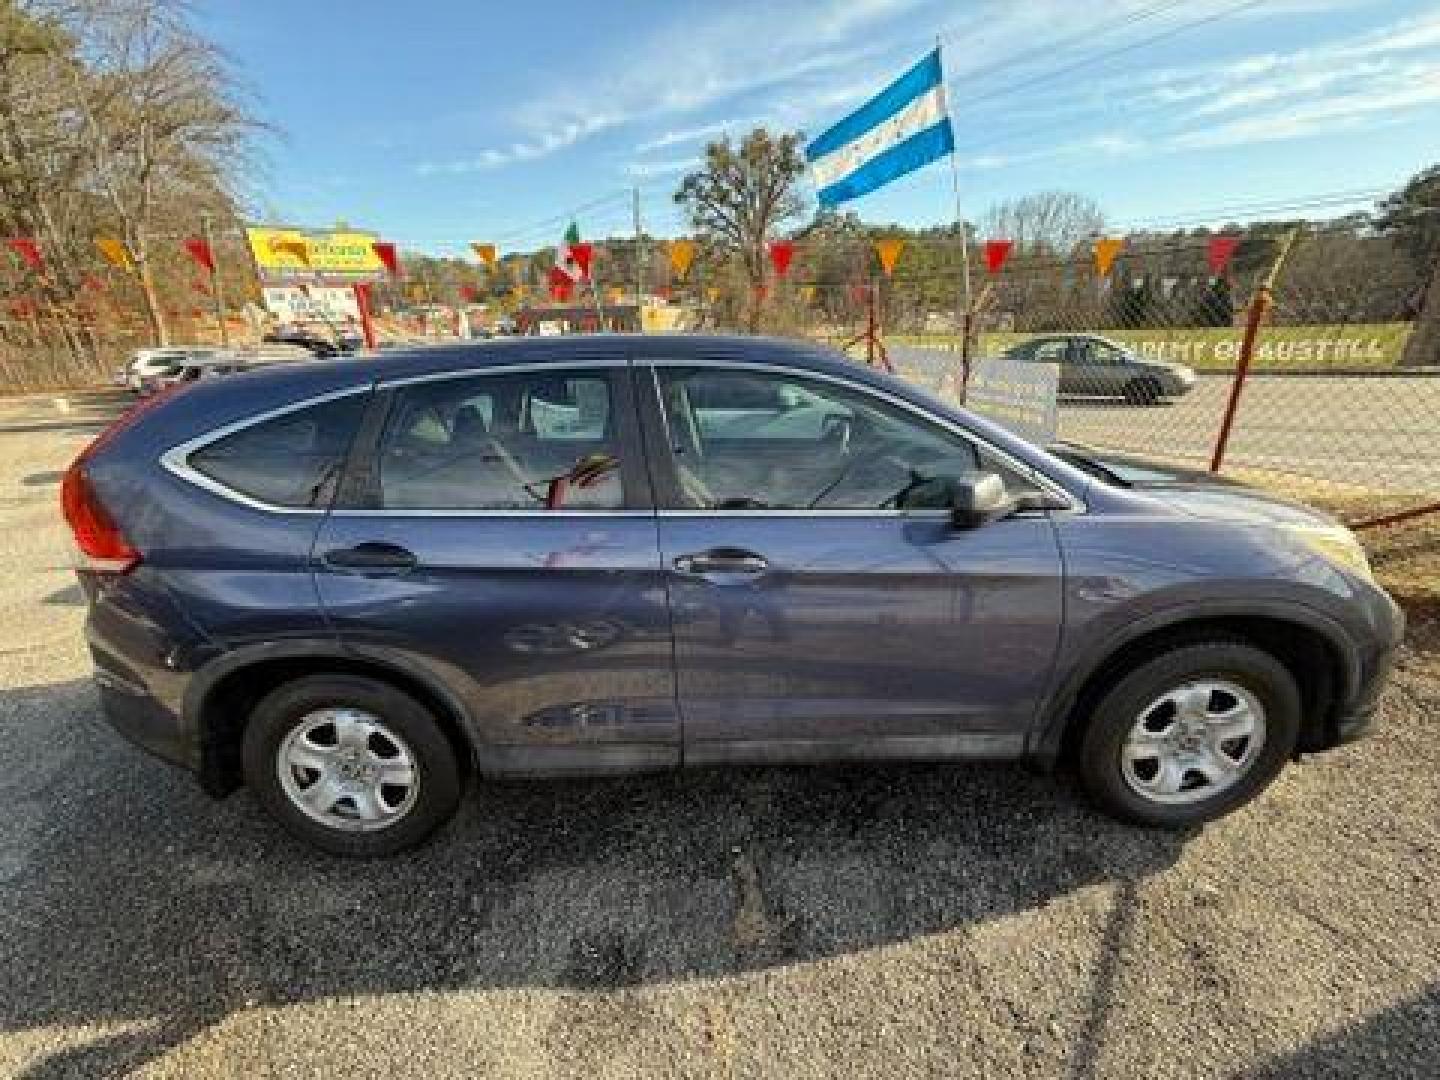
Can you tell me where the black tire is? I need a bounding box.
[1077,640,1300,828]
[242,674,464,857]
[1123,378,1162,406]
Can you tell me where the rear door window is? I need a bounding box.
[370,368,629,511]
[188,393,367,508]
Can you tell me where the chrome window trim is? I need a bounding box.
[642,356,1083,513]
[161,384,375,516]
[375,356,629,391]
[328,508,653,519]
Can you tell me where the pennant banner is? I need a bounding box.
[874,238,904,276]
[706,286,721,304]
[459,284,478,303]
[549,264,574,301]
[667,239,696,277]
[471,242,497,267]
[768,240,795,277]
[1093,237,1125,277]
[6,237,44,274]
[373,241,400,276]
[983,239,1013,274]
[95,235,133,271]
[800,284,816,302]
[183,237,214,275]
[569,242,594,278]
[1207,235,1240,276]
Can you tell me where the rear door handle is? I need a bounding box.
[673,547,769,575]
[322,542,418,574]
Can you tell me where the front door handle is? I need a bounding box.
[322,542,418,574]
[673,547,769,575]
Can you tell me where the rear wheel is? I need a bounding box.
[242,674,463,856]
[1077,640,1300,828]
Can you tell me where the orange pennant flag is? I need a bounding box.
[95,235,132,271]
[471,243,497,267]
[667,239,697,277]
[874,238,905,277]
[1093,237,1125,277]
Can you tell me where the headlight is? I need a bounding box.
[1289,526,1373,580]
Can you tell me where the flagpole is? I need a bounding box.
[937,36,974,400]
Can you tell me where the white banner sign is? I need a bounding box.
[262,286,361,324]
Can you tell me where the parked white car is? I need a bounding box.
[125,347,222,393]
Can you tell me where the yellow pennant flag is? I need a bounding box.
[409,283,426,302]
[667,239,697,277]
[1093,237,1125,277]
[471,242,497,267]
[800,284,816,302]
[608,286,625,304]
[706,286,721,304]
[874,238,905,277]
[95,235,132,271]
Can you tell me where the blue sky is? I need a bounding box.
[196,0,1440,256]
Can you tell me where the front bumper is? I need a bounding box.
[1328,589,1405,748]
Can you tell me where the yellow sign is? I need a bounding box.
[246,227,385,281]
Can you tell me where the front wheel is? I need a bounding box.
[242,674,464,856]
[1077,641,1300,828]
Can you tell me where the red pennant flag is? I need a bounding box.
[6,237,43,274]
[656,284,672,302]
[1207,235,1240,276]
[849,282,869,304]
[569,242,594,278]
[983,239,1013,275]
[183,237,214,275]
[372,241,400,276]
[548,265,574,301]
[767,240,795,277]
[82,274,106,293]
[459,284,478,302]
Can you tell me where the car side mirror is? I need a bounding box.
[897,471,1014,528]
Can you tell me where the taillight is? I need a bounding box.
[61,458,140,574]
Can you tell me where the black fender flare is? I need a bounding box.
[182,638,478,752]
[1026,597,1360,766]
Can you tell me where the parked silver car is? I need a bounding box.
[1003,334,1196,404]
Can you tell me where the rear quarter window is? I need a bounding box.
[187,393,367,508]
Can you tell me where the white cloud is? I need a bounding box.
[634,122,731,154]
[623,156,700,178]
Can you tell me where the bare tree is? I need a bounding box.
[979,191,1105,257]
[675,128,806,331]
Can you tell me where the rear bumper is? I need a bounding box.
[93,662,193,770]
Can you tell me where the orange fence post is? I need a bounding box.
[1210,229,1299,474]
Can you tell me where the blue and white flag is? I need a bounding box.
[805,49,954,207]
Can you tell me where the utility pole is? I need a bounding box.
[201,213,229,346]
[632,186,645,313]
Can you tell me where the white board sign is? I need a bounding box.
[262,286,361,324]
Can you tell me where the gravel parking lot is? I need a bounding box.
[1,390,1437,1079]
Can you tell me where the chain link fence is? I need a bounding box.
[805,226,1438,528]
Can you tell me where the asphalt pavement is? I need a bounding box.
[0,390,1436,1079]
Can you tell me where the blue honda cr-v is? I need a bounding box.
[63,335,1403,855]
